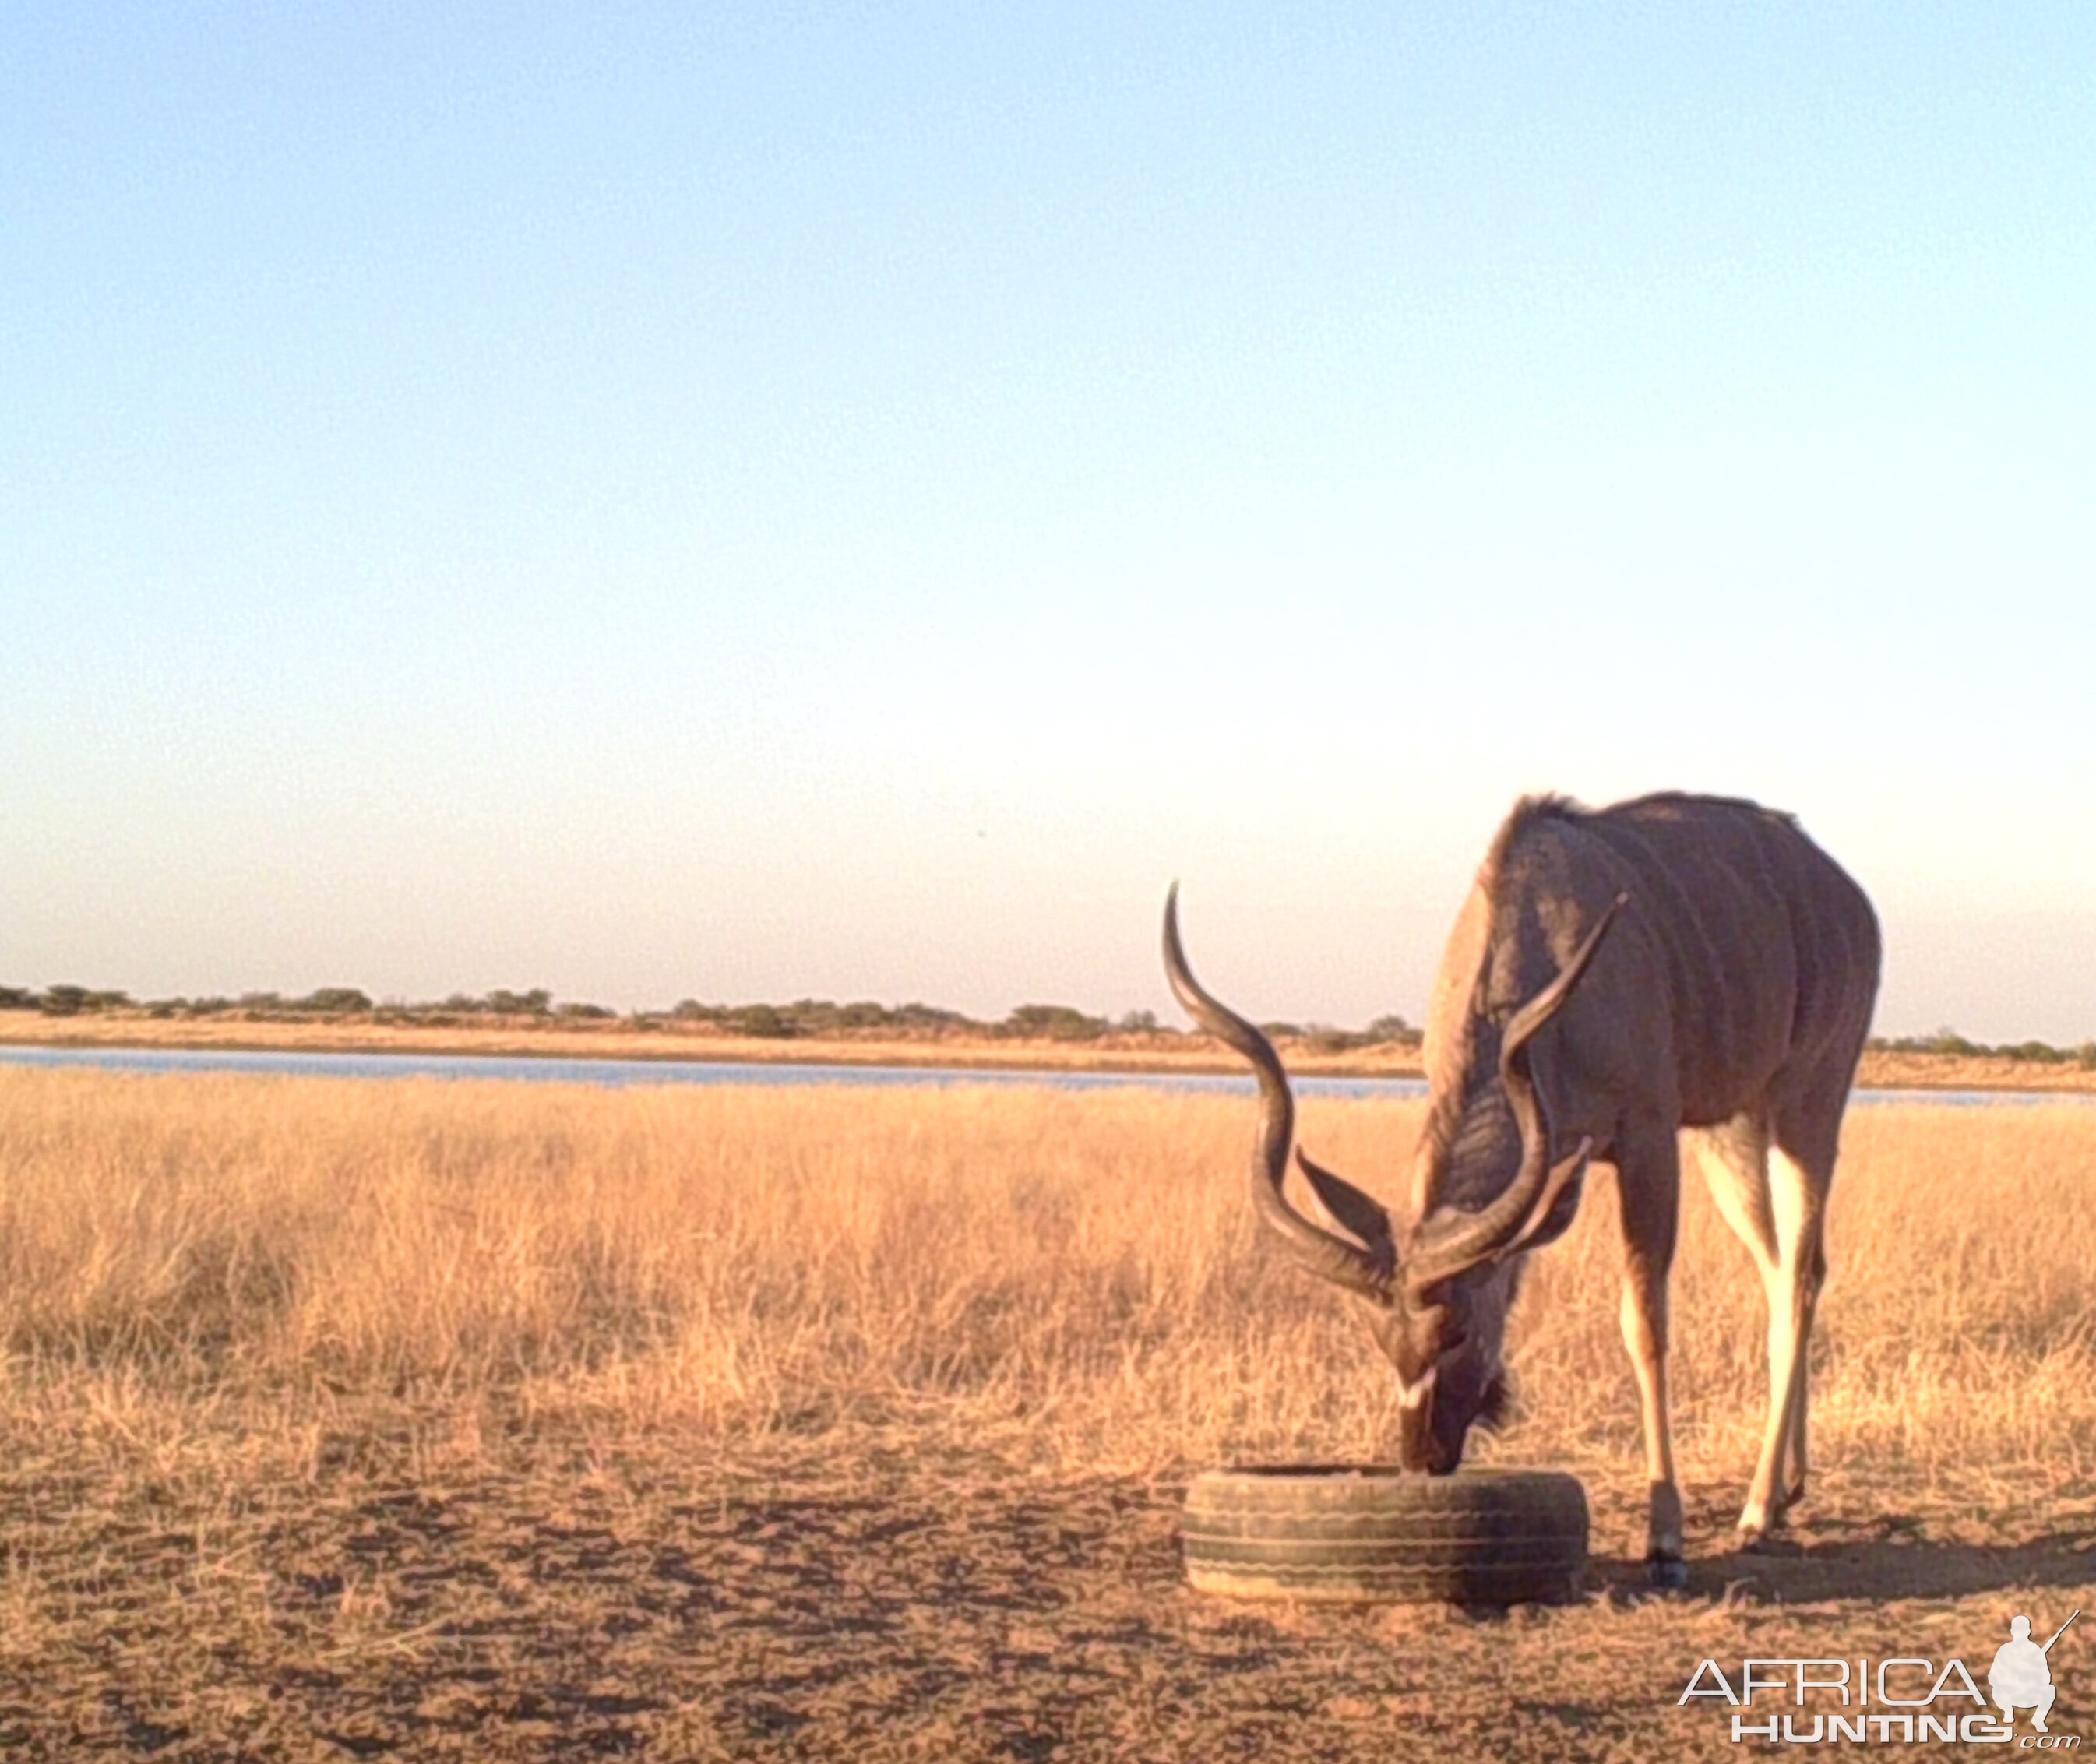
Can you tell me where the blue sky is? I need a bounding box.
[4,5,2093,1039]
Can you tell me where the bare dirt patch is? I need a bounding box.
[5,1413,2092,1762]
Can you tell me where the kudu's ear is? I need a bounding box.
[1295,1149,1394,1255]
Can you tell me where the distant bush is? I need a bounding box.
[294,988,372,1015]
[890,1002,969,1032]
[1365,1013,1422,1047]
[1305,1028,1370,1055]
[1116,1009,1160,1033]
[1004,1004,1108,1042]
[557,1002,615,1020]
[1873,1030,1964,1056]
[483,989,552,1016]
[778,999,866,1036]
[4,983,130,1015]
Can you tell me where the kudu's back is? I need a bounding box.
[1544,793,1880,1128]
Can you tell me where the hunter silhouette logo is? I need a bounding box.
[1678,1607,2082,1745]
[1992,1611,2078,1735]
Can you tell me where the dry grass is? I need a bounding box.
[2,1067,2092,1759]
[4,1069,2091,1471]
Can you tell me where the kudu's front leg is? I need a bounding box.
[1615,1120,1686,1588]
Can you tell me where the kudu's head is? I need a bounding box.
[1162,886,1622,1474]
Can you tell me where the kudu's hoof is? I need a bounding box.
[1735,1523,1798,1555]
[1647,1553,1689,1591]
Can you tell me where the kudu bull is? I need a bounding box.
[1164,793,1879,1584]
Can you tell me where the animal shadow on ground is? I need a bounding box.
[1587,1505,2096,1605]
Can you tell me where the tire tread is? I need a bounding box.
[1180,1466,1587,1605]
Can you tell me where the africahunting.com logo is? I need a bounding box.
[1679,1610,2080,1747]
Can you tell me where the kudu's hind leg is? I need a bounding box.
[1738,1133,1832,1542]
[1735,1089,1836,1533]
[1615,1119,1686,1587]
[1780,1234,1827,1507]
[1686,1112,1809,1544]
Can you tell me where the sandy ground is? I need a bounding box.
[5,1413,2091,1762]
[4,1010,2094,1091]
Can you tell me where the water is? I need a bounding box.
[1845,1086,2096,1107]
[0,1041,2087,1106]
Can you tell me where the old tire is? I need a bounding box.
[1182,1465,1587,1605]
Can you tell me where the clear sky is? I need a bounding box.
[5,5,2093,1040]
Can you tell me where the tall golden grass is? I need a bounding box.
[2,1067,2091,1492]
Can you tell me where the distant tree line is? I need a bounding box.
[1255,1013,1423,1055]
[1869,1029,2096,1069]
[0,984,384,1018]
[9,981,2087,1065]
[664,998,978,1040]
[0,981,1430,1046]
